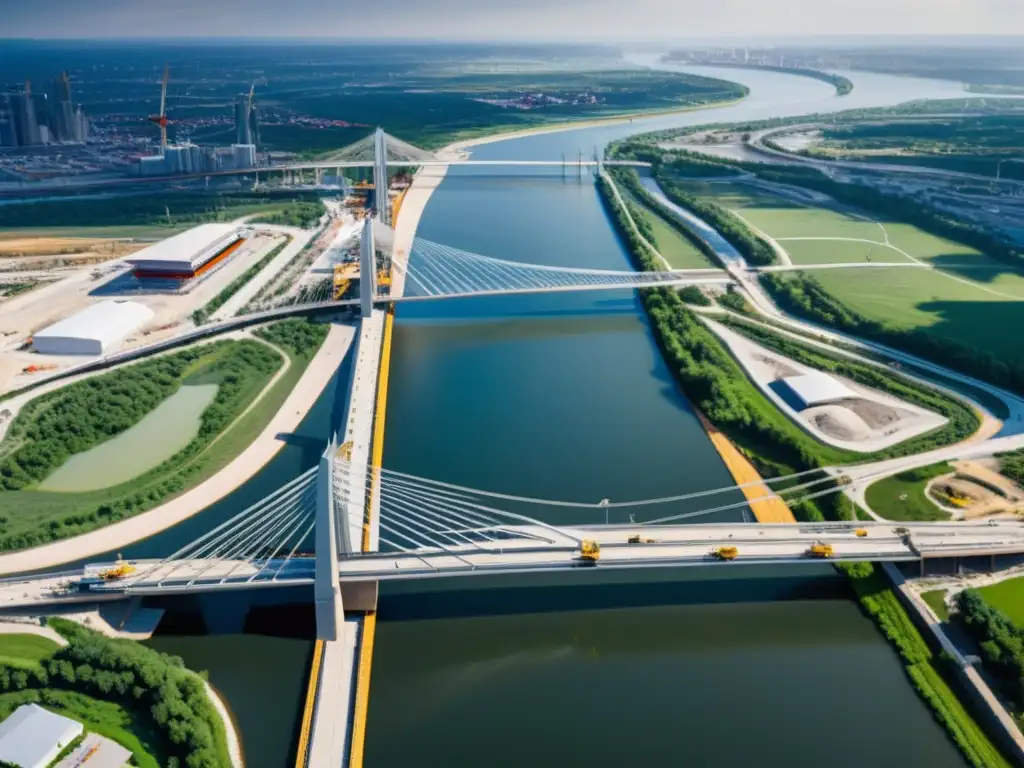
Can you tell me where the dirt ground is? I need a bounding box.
[928,460,1024,520]
[0,236,145,261]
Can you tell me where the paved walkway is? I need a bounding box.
[0,322,355,575]
[0,620,67,646]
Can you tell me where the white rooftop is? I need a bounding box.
[0,704,83,768]
[780,371,856,408]
[125,223,242,268]
[34,300,154,351]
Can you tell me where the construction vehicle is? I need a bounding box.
[577,540,600,564]
[807,543,834,559]
[627,534,656,544]
[855,528,868,538]
[712,546,739,561]
[338,441,354,461]
[377,268,391,288]
[22,364,57,374]
[98,554,136,581]
[836,475,852,487]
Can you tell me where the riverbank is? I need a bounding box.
[0,321,354,574]
[441,97,748,157]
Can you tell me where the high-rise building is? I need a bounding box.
[9,87,40,147]
[47,72,79,143]
[232,143,256,170]
[234,97,252,146]
[0,98,15,148]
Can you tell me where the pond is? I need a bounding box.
[39,383,218,492]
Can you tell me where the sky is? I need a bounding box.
[1,0,1022,40]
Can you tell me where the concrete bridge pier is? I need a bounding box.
[314,451,344,641]
[359,218,377,317]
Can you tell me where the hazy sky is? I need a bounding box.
[2,0,1022,40]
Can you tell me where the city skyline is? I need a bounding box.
[1,0,1023,40]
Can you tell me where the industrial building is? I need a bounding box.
[33,300,155,356]
[125,223,247,279]
[777,371,856,410]
[0,703,83,768]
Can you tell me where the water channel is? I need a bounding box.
[114,63,973,765]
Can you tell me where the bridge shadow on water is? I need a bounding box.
[375,563,850,623]
[140,565,851,639]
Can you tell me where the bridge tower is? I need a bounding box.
[314,450,345,640]
[359,217,377,317]
[373,127,389,224]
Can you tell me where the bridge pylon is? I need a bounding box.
[314,449,344,641]
[359,218,377,317]
[373,127,389,224]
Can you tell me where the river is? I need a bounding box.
[138,62,971,766]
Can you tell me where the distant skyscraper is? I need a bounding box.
[234,97,252,146]
[9,86,40,147]
[48,72,76,143]
[0,97,15,148]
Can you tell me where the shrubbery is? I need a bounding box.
[256,317,330,359]
[957,589,1024,720]
[250,200,325,229]
[0,619,232,767]
[193,238,291,325]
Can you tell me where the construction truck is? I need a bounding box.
[628,534,656,544]
[855,529,868,538]
[807,543,834,559]
[98,554,136,581]
[577,540,600,565]
[712,546,738,561]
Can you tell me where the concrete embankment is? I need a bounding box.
[885,562,1024,765]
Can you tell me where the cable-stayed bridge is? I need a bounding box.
[36,448,1021,641]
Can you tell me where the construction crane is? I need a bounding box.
[148,64,170,150]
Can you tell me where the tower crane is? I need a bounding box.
[147,64,170,150]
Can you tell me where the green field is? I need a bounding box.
[677,179,1024,290]
[922,589,951,622]
[864,463,952,522]
[0,634,61,668]
[976,577,1024,628]
[679,180,909,264]
[621,190,716,269]
[811,267,1024,363]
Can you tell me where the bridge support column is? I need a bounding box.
[373,127,389,224]
[359,218,376,317]
[314,451,344,641]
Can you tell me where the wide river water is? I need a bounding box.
[146,62,974,766]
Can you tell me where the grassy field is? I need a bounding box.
[864,463,953,522]
[678,179,1024,294]
[922,589,951,622]
[621,189,716,269]
[976,577,1024,628]
[679,180,910,264]
[811,267,1024,364]
[0,634,61,668]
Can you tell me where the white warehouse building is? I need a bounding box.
[778,371,856,410]
[0,704,83,768]
[33,300,155,356]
